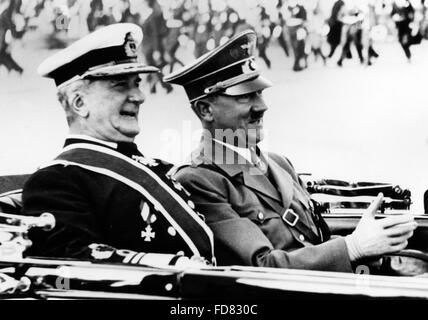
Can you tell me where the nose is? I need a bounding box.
[252,92,268,113]
[128,88,145,105]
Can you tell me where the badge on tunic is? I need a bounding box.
[140,201,151,222]
[171,179,183,191]
[132,155,159,167]
[141,225,155,242]
[139,201,157,239]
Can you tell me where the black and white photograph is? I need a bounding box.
[1,0,428,307]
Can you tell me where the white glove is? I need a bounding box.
[345,193,417,261]
[174,255,209,268]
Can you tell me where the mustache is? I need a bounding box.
[250,110,265,121]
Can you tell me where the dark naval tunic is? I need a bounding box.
[21,136,214,263]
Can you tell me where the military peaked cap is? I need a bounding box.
[164,30,272,102]
[38,23,159,88]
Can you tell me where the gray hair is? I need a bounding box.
[57,79,91,125]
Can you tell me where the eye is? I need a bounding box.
[236,92,258,103]
[112,81,127,88]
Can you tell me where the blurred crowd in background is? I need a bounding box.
[1,0,428,93]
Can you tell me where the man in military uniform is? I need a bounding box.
[21,23,215,266]
[164,30,416,272]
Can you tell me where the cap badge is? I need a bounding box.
[242,59,258,74]
[123,32,138,58]
[240,43,252,55]
[229,41,253,59]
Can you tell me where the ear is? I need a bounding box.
[193,99,214,122]
[70,93,89,118]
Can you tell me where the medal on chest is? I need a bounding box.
[139,201,157,242]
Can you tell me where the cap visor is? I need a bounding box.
[223,76,273,96]
[83,63,159,78]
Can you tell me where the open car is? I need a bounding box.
[1,174,428,300]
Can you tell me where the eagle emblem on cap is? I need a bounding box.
[240,43,252,55]
[123,32,138,58]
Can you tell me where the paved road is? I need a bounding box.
[1,36,427,212]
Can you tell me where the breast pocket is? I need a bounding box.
[246,208,296,248]
[247,209,281,226]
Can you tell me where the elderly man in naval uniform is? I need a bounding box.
[21,23,215,266]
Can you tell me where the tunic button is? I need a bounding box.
[187,200,195,209]
[168,226,177,237]
[299,234,305,242]
[257,212,264,220]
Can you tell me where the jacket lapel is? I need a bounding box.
[266,156,295,210]
[241,170,282,204]
[266,153,312,210]
[191,139,322,243]
[194,139,283,208]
